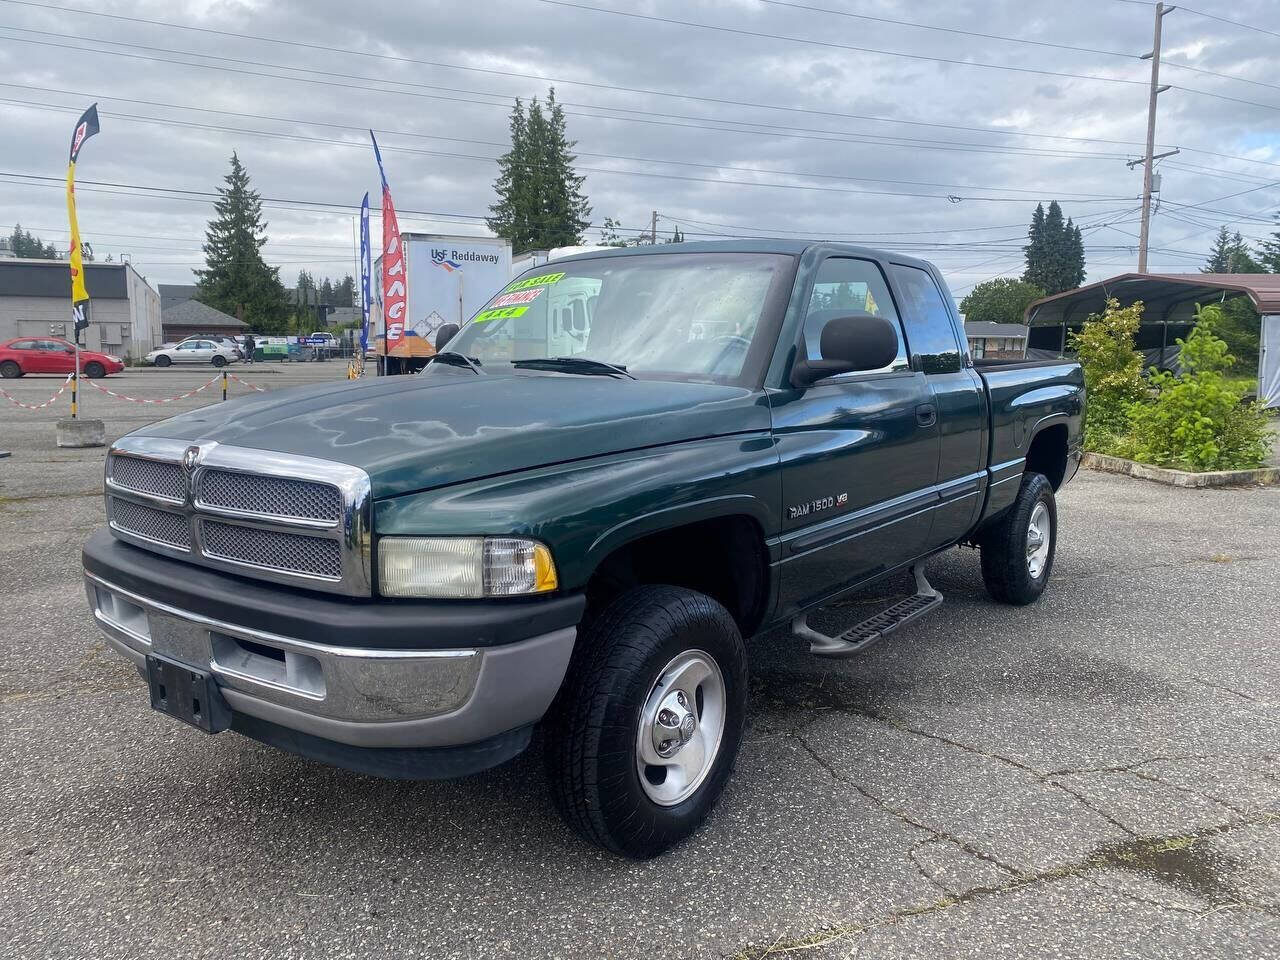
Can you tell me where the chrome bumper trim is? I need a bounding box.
[86,572,480,724]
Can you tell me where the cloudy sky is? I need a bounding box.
[2,0,1278,300]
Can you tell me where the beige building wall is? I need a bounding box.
[0,263,162,359]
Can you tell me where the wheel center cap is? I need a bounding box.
[652,689,696,758]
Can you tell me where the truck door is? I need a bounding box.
[886,263,986,549]
[772,256,941,613]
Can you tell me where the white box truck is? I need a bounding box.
[373,234,513,373]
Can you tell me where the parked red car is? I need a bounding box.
[0,337,125,379]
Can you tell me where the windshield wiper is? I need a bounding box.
[430,351,484,374]
[511,356,636,379]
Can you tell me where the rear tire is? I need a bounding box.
[544,585,748,859]
[212,355,227,368]
[980,472,1057,606]
[84,361,106,379]
[0,360,20,379]
[155,355,171,368]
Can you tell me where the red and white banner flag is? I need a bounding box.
[381,190,406,350]
[371,131,407,351]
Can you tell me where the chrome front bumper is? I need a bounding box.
[85,572,576,749]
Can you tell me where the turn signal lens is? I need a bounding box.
[378,536,558,599]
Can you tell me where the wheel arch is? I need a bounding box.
[1025,419,1070,490]
[581,498,774,638]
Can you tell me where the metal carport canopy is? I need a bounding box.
[1024,273,1280,327]
[1023,273,1280,409]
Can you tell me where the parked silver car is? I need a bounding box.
[145,338,239,368]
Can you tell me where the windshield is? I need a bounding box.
[445,252,789,383]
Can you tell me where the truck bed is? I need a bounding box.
[976,358,1084,518]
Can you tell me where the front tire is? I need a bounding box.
[980,472,1057,606]
[544,585,748,859]
[154,355,171,368]
[0,360,20,379]
[84,361,106,379]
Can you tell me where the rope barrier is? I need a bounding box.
[226,373,269,393]
[0,374,73,411]
[83,373,224,404]
[2,372,272,412]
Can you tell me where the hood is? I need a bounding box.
[131,369,770,498]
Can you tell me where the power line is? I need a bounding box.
[535,0,1280,114]
[5,20,1278,174]
[535,0,1149,87]
[753,0,1135,58]
[0,100,1138,205]
[0,29,1147,164]
[0,172,1160,250]
[0,0,1160,152]
[756,0,1280,94]
[1179,5,1280,41]
[0,88,1133,200]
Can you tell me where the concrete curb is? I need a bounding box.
[1082,452,1279,488]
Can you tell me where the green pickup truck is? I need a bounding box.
[82,241,1084,858]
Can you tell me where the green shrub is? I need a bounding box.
[1123,304,1273,471]
[1068,298,1148,455]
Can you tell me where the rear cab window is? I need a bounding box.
[888,264,964,375]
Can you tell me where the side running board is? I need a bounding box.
[792,562,943,659]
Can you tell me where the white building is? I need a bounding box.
[0,258,162,360]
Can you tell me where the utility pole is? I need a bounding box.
[1137,2,1175,274]
[650,210,658,245]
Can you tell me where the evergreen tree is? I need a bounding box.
[333,275,355,307]
[195,153,289,333]
[1023,200,1085,295]
[1206,226,1263,273]
[488,88,591,253]
[1260,213,1280,273]
[8,224,60,259]
[320,277,334,304]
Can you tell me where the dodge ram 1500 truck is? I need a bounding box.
[82,241,1084,858]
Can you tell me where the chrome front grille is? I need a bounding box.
[110,455,185,503]
[199,469,341,523]
[110,497,191,550]
[201,520,343,579]
[104,438,371,596]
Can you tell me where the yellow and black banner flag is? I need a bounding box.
[66,103,100,340]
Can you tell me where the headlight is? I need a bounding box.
[378,536,558,598]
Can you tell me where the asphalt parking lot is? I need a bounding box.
[1,364,1278,959]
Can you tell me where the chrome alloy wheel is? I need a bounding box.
[1026,500,1052,579]
[635,650,726,807]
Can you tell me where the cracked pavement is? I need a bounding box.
[2,367,1279,959]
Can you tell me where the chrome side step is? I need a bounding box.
[792,563,943,659]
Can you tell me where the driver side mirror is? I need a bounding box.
[790,313,900,388]
[434,323,459,352]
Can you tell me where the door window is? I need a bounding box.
[888,265,963,375]
[11,340,37,350]
[803,258,908,373]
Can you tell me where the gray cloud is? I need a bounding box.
[1,0,1277,297]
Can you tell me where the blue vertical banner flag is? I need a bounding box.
[359,191,371,355]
